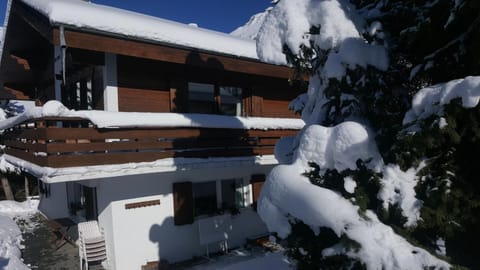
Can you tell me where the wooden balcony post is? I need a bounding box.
[1,174,15,200]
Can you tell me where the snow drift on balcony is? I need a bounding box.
[20,0,258,60]
[403,76,480,125]
[0,100,304,130]
[257,122,450,269]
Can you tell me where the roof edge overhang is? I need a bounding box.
[7,0,294,79]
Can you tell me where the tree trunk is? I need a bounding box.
[1,175,15,200]
[24,176,30,198]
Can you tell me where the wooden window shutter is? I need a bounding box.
[173,182,194,225]
[250,96,264,117]
[250,174,266,211]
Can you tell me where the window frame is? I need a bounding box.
[191,177,250,219]
[187,82,244,116]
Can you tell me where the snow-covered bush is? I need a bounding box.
[256,0,480,269]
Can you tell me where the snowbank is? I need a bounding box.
[0,100,304,131]
[258,122,449,269]
[19,0,258,60]
[404,76,480,124]
[0,199,38,270]
[0,215,28,270]
[0,200,38,219]
[191,252,290,270]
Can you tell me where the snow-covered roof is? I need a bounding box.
[19,0,259,60]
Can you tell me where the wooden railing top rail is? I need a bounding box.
[3,116,299,168]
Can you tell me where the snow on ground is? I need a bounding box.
[0,199,39,270]
[190,250,291,270]
[0,100,304,131]
[18,0,258,60]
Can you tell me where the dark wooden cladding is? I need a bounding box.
[118,87,171,112]
[262,99,298,118]
[250,174,266,211]
[52,28,294,79]
[3,117,299,168]
[11,0,53,43]
[125,199,160,210]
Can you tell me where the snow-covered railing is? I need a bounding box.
[2,117,299,168]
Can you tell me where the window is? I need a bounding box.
[221,178,246,210]
[219,87,243,116]
[188,83,216,114]
[191,178,247,218]
[188,82,243,116]
[66,182,98,220]
[193,181,217,217]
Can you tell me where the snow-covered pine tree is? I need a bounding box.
[255,0,480,269]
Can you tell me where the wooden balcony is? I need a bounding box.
[3,117,299,168]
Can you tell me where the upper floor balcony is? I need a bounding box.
[1,108,303,169]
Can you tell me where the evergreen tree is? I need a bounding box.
[256,0,480,269]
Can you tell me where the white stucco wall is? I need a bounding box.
[38,182,70,219]
[103,53,118,112]
[93,164,273,270]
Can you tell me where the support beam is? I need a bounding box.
[103,53,118,112]
[1,175,15,201]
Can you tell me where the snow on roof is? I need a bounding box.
[19,0,259,60]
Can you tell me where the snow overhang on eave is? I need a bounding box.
[3,154,279,184]
[18,0,259,60]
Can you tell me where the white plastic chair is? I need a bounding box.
[78,220,107,270]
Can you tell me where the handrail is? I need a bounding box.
[3,117,298,168]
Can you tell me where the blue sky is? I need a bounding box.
[0,0,270,33]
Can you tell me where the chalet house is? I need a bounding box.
[0,0,303,269]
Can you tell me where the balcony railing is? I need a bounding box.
[3,117,299,168]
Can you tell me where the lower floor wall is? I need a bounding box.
[40,161,274,270]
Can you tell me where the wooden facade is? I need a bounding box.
[0,0,304,169]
